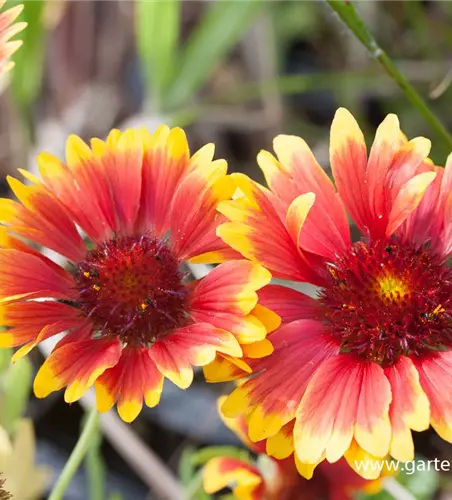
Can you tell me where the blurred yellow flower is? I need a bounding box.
[0,419,50,499]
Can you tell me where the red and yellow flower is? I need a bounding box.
[203,398,383,499]
[0,126,279,422]
[0,1,26,75]
[219,108,452,476]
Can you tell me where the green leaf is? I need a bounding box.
[165,0,262,110]
[136,0,181,111]
[11,1,46,109]
[0,357,32,434]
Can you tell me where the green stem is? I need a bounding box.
[327,0,452,151]
[48,407,100,500]
[85,415,105,500]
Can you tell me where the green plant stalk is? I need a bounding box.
[85,415,105,500]
[327,0,452,151]
[48,407,100,500]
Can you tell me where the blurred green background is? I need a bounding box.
[1,1,452,499]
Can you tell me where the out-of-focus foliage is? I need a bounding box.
[10,0,45,111]
[0,349,32,435]
[164,0,262,110]
[0,357,31,435]
[136,0,262,112]
[136,0,180,111]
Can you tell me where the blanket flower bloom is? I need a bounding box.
[219,108,452,476]
[203,398,383,499]
[0,1,26,75]
[0,126,278,422]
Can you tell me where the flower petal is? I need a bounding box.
[188,214,243,264]
[190,260,271,316]
[190,260,274,344]
[257,284,324,324]
[414,352,452,442]
[397,162,443,248]
[95,346,164,422]
[34,337,121,403]
[285,192,316,252]
[273,135,351,259]
[203,457,264,500]
[435,155,452,257]
[0,3,26,75]
[99,129,143,234]
[330,108,370,233]
[169,162,235,260]
[0,249,74,302]
[5,176,85,261]
[149,323,241,389]
[217,396,264,453]
[366,114,403,236]
[37,150,113,243]
[222,320,339,442]
[344,439,387,480]
[385,356,430,461]
[294,355,391,464]
[386,171,437,237]
[0,300,81,348]
[218,174,320,283]
[203,354,252,383]
[137,126,190,235]
[266,420,294,460]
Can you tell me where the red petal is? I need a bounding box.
[222,320,339,442]
[294,355,391,464]
[34,337,122,403]
[149,323,241,389]
[414,352,452,442]
[272,134,351,259]
[95,346,164,422]
[257,284,324,324]
[0,249,74,302]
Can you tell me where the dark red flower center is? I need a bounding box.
[74,235,189,346]
[319,239,452,367]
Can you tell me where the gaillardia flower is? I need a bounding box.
[219,108,452,476]
[0,126,277,422]
[203,398,383,499]
[0,1,26,75]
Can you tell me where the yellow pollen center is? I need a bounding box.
[377,274,409,300]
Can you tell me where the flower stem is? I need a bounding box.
[327,0,452,151]
[48,407,100,500]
